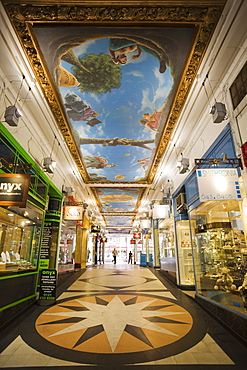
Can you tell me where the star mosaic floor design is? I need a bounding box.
[78,271,157,290]
[65,269,167,294]
[1,266,242,368]
[30,293,200,364]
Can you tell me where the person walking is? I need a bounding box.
[112,248,118,264]
[128,251,133,264]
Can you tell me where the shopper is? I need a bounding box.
[112,248,118,264]
[128,251,133,264]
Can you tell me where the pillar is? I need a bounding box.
[153,219,160,268]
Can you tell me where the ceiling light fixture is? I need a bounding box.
[63,186,74,195]
[43,134,60,174]
[177,153,189,174]
[43,157,56,173]
[4,106,23,126]
[209,102,227,123]
[202,74,227,124]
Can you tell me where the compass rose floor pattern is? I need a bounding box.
[0,264,247,369]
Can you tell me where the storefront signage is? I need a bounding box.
[0,173,30,207]
[39,221,53,269]
[64,206,83,220]
[39,269,57,303]
[133,232,141,239]
[196,168,241,201]
[91,225,100,233]
[152,204,169,219]
[130,239,136,244]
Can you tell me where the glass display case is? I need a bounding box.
[190,199,247,314]
[159,218,177,279]
[159,218,175,258]
[0,205,43,273]
[176,220,194,286]
[58,221,76,271]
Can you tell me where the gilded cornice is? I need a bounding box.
[92,186,145,213]
[3,2,226,187]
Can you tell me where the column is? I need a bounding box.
[153,218,161,268]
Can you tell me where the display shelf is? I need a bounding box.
[195,222,247,282]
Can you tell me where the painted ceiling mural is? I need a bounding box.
[33,26,196,185]
[95,188,141,213]
[32,26,195,228]
[3,2,225,230]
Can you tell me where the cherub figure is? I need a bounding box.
[84,156,116,169]
[139,102,166,132]
[108,38,167,73]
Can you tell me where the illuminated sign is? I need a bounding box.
[196,168,241,202]
[133,232,141,239]
[0,173,30,207]
[152,204,169,219]
[64,206,83,220]
[39,269,57,304]
[91,225,100,233]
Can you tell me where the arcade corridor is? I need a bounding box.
[0,264,247,369]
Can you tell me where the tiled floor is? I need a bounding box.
[0,264,247,369]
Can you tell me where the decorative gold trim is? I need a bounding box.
[3,2,226,220]
[92,186,145,213]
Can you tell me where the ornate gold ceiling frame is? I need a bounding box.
[102,212,137,229]
[3,1,226,189]
[91,186,145,215]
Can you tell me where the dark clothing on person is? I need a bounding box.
[128,251,133,264]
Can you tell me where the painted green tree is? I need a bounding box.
[71,53,122,94]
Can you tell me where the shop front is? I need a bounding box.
[191,199,247,312]
[159,218,176,283]
[58,220,76,272]
[0,122,62,328]
[181,123,247,342]
[61,199,91,270]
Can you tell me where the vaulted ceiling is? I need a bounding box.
[2,0,227,232]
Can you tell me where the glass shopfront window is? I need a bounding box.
[159,218,177,281]
[58,221,76,271]
[176,220,194,286]
[190,199,247,315]
[0,204,43,273]
[159,218,175,258]
[87,234,94,264]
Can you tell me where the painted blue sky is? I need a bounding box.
[104,215,133,227]
[60,37,173,183]
[96,187,141,213]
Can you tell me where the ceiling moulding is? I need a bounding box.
[91,186,146,214]
[3,0,226,186]
[2,1,228,5]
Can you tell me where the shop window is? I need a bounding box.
[58,221,76,271]
[190,199,247,315]
[176,220,194,286]
[0,204,43,273]
[230,62,247,110]
[159,218,175,258]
